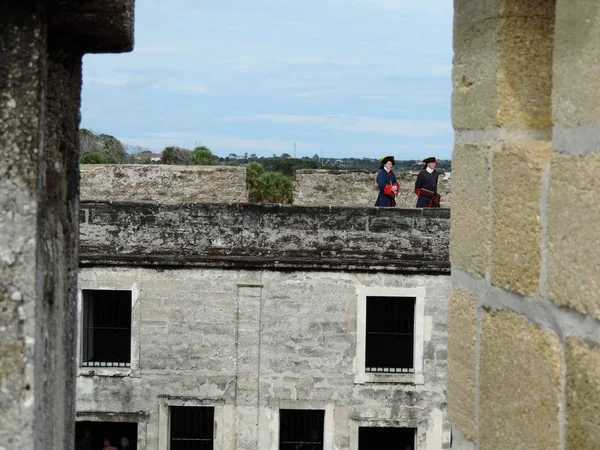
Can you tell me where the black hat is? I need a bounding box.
[379,155,396,166]
[422,156,436,164]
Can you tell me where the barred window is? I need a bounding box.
[169,406,214,450]
[359,427,416,450]
[82,290,132,367]
[279,409,325,450]
[365,296,415,373]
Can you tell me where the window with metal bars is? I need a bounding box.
[169,406,214,450]
[358,427,416,450]
[365,296,415,373]
[279,409,325,450]
[82,290,132,367]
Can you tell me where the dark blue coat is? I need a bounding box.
[375,169,398,207]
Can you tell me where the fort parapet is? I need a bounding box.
[293,169,451,208]
[79,201,450,274]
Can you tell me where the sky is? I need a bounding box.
[81,0,454,160]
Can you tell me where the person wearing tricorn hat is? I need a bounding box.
[414,156,441,207]
[375,155,400,207]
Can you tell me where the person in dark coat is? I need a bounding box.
[375,155,399,207]
[414,156,441,207]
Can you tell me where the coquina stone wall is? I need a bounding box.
[449,1,600,449]
[293,169,451,208]
[0,1,134,448]
[76,201,451,449]
[81,164,247,203]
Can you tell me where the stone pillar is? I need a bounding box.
[449,0,561,449]
[0,0,134,448]
[449,0,600,449]
[235,284,263,449]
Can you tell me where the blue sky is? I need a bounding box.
[81,0,453,160]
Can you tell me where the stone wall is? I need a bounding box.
[0,1,134,448]
[81,164,247,203]
[76,267,450,450]
[79,201,450,274]
[449,0,600,448]
[293,169,451,208]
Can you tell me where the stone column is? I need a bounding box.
[235,284,263,449]
[449,0,562,449]
[0,0,134,448]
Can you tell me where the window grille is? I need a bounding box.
[365,296,415,373]
[279,409,325,450]
[169,406,214,450]
[82,290,132,367]
[358,427,416,450]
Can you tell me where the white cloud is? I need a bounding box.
[226,114,452,137]
[152,80,208,94]
[85,75,130,86]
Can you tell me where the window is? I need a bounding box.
[169,406,214,450]
[75,421,138,450]
[82,290,132,367]
[358,427,416,450]
[279,409,325,450]
[365,296,415,373]
[355,286,425,384]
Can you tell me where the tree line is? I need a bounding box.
[78,129,450,203]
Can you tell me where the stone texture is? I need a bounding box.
[565,337,600,450]
[552,0,600,130]
[450,143,490,277]
[79,202,450,274]
[0,0,134,448]
[81,164,247,204]
[447,286,477,442]
[77,267,450,449]
[491,141,551,295]
[452,0,500,129]
[293,169,451,208]
[480,310,562,450]
[49,0,135,53]
[546,153,600,319]
[453,0,554,130]
[497,2,555,129]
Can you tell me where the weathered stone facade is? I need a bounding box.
[76,202,451,449]
[0,1,134,448]
[449,0,600,448]
[293,170,451,208]
[81,164,247,204]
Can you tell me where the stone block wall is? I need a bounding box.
[449,0,600,448]
[0,1,134,448]
[76,267,451,450]
[81,164,247,203]
[293,169,451,208]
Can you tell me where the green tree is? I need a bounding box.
[192,146,219,165]
[249,172,293,204]
[161,146,192,165]
[245,162,265,193]
[81,152,110,164]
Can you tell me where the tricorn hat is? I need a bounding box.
[422,156,436,164]
[379,155,396,166]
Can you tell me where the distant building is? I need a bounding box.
[150,153,162,162]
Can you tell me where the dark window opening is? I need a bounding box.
[279,409,325,450]
[75,421,138,450]
[169,406,214,450]
[359,427,416,450]
[365,296,415,373]
[82,290,132,367]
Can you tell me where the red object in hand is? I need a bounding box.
[384,183,399,196]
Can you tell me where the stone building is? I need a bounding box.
[0,0,134,448]
[75,201,451,449]
[448,0,600,449]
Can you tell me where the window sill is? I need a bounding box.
[354,372,424,385]
[77,367,139,378]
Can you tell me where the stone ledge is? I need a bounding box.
[79,201,450,273]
